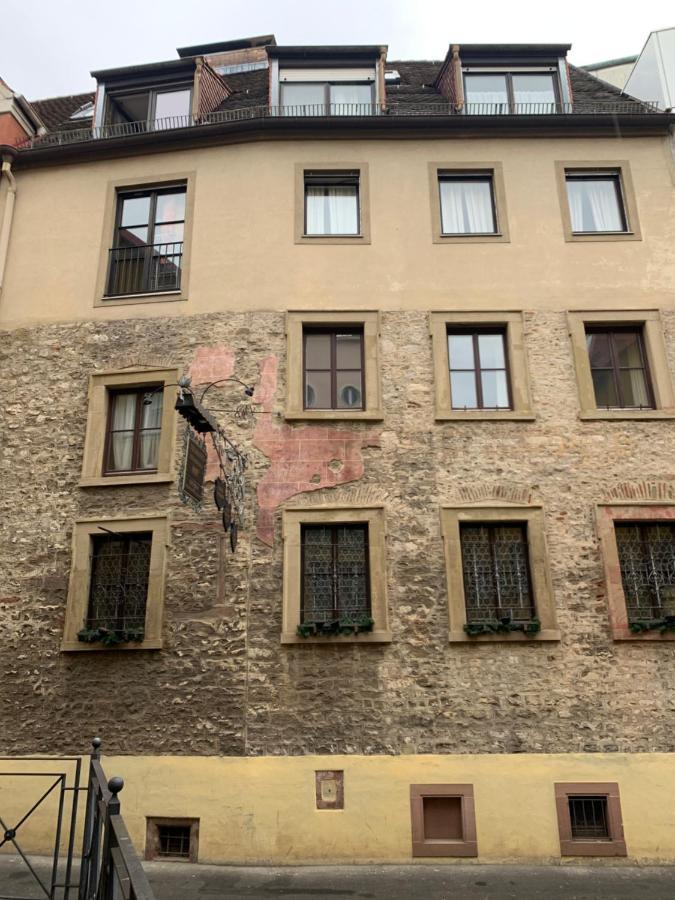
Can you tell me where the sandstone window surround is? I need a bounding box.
[428,162,510,244]
[294,163,371,244]
[285,311,383,421]
[61,514,169,652]
[410,784,478,858]
[93,171,196,306]
[596,502,675,642]
[554,783,627,857]
[567,310,675,420]
[281,505,391,644]
[80,367,179,487]
[440,504,560,642]
[554,161,641,242]
[430,311,535,421]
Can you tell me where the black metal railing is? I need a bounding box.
[106,242,183,297]
[79,738,155,900]
[17,98,662,149]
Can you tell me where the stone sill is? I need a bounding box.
[579,411,675,421]
[96,290,186,307]
[435,412,536,422]
[448,629,561,643]
[611,628,675,642]
[61,639,163,652]
[284,410,384,422]
[567,231,639,243]
[79,473,175,488]
[281,630,392,645]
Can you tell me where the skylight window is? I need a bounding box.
[70,101,94,120]
[215,60,268,76]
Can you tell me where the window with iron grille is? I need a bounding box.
[157,824,192,858]
[107,185,185,297]
[86,533,151,634]
[304,328,364,410]
[301,524,370,624]
[104,388,162,474]
[615,523,675,620]
[460,524,535,623]
[585,327,653,410]
[447,329,511,410]
[304,171,360,236]
[565,172,627,233]
[438,173,497,235]
[568,797,610,840]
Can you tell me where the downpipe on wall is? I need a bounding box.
[0,145,18,298]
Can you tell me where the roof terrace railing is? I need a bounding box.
[18,100,662,149]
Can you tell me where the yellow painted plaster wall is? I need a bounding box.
[2,753,674,864]
[1,135,675,329]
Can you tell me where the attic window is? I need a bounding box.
[70,101,94,120]
[384,70,401,83]
[463,71,559,114]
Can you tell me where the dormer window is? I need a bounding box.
[105,85,192,130]
[280,80,374,116]
[464,71,559,114]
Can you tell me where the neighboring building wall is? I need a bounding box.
[582,61,636,90]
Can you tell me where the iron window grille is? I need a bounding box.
[301,524,371,625]
[463,71,561,115]
[460,523,535,624]
[103,387,162,474]
[303,327,365,410]
[304,170,360,236]
[585,327,654,410]
[85,533,152,634]
[447,328,511,409]
[565,171,628,234]
[157,824,192,859]
[568,797,610,840]
[438,173,498,235]
[615,522,675,620]
[106,185,186,297]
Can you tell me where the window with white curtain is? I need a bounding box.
[105,387,163,473]
[281,83,373,115]
[438,174,497,235]
[565,172,627,233]
[464,71,558,114]
[304,171,360,235]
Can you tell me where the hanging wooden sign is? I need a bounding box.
[179,428,208,509]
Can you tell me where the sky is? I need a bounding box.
[1,0,673,100]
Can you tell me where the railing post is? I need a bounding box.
[78,738,101,900]
[98,777,123,900]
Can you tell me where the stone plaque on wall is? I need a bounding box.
[315,770,344,810]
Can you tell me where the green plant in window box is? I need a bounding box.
[297,616,375,638]
[463,616,541,637]
[77,626,145,646]
[628,617,675,635]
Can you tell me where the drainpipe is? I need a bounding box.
[0,145,18,298]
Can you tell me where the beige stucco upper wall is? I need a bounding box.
[1,134,674,328]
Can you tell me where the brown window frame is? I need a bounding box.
[463,70,561,113]
[103,386,163,475]
[303,326,365,411]
[145,817,199,863]
[554,783,626,857]
[300,522,371,625]
[410,784,478,857]
[565,171,628,234]
[438,173,498,236]
[447,327,512,410]
[303,170,361,237]
[86,531,152,635]
[585,326,654,410]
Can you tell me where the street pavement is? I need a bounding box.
[1,856,674,899]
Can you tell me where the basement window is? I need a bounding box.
[410,784,478,857]
[554,783,626,857]
[146,817,199,863]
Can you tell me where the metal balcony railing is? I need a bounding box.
[106,241,183,297]
[18,99,662,150]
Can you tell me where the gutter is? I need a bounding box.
[0,145,18,297]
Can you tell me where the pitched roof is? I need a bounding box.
[31,92,95,130]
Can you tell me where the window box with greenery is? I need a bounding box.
[282,506,391,644]
[61,515,169,652]
[441,504,559,642]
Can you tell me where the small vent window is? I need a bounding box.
[158,824,192,858]
[568,796,610,840]
[146,817,199,862]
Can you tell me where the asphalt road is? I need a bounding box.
[2,857,675,899]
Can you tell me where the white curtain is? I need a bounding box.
[330,84,372,115]
[139,393,162,468]
[109,393,136,470]
[306,186,358,235]
[440,181,494,234]
[567,179,623,232]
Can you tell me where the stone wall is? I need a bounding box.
[1,308,674,757]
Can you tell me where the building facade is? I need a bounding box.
[1,36,675,865]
